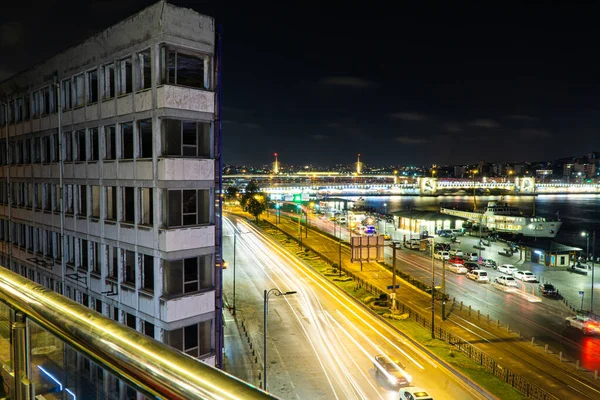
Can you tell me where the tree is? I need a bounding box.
[241,180,267,222]
[225,186,239,201]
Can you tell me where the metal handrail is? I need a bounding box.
[0,266,276,400]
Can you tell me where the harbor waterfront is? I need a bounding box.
[343,194,600,255]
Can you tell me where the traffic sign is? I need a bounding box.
[579,291,585,296]
[387,285,400,289]
[293,194,302,203]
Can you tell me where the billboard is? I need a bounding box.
[519,177,535,193]
[419,178,437,195]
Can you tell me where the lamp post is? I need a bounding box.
[583,231,597,312]
[421,237,435,338]
[338,219,343,278]
[390,241,402,310]
[383,203,388,235]
[233,232,237,315]
[264,289,297,390]
[297,204,302,249]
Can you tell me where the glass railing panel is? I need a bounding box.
[0,303,12,398]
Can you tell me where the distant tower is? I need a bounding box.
[272,153,280,174]
[355,153,363,174]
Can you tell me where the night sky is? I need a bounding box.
[2,1,600,166]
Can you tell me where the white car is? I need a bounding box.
[434,251,449,260]
[513,270,537,282]
[464,252,479,261]
[398,387,434,400]
[494,276,518,287]
[449,249,463,257]
[498,264,518,275]
[566,314,600,335]
[466,270,489,282]
[446,263,467,274]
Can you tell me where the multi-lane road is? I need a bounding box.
[222,215,488,400]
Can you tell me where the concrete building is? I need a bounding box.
[0,0,223,370]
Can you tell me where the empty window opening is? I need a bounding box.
[104,125,116,160]
[163,119,211,157]
[87,69,98,104]
[75,130,86,161]
[62,79,72,109]
[122,187,135,224]
[123,250,136,286]
[136,49,152,90]
[142,254,154,292]
[74,74,85,107]
[103,64,115,99]
[91,186,101,219]
[162,47,209,90]
[118,57,132,95]
[140,188,153,225]
[138,120,152,158]
[90,128,99,161]
[120,123,134,159]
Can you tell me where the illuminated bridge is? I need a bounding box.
[224,174,600,197]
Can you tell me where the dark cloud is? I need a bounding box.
[312,134,328,140]
[468,119,500,129]
[508,114,538,121]
[319,76,377,88]
[519,128,553,138]
[0,22,24,48]
[395,136,431,145]
[388,112,427,121]
[242,122,261,129]
[442,122,463,133]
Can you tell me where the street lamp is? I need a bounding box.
[297,204,302,249]
[421,237,435,338]
[390,241,402,310]
[582,231,596,312]
[383,203,388,235]
[263,288,297,390]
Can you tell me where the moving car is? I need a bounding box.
[513,270,537,282]
[373,354,412,387]
[498,264,518,275]
[398,387,434,400]
[463,262,479,272]
[446,263,468,274]
[481,259,497,269]
[466,270,489,282]
[495,276,518,287]
[570,262,590,275]
[434,251,450,260]
[538,283,558,297]
[565,313,600,335]
[449,249,463,257]
[447,257,464,265]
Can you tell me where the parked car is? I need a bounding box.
[398,387,434,400]
[434,243,451,252]
[447,257,464,265]
[467,270,489,282]
[495,276,518,287]
[451,229,464,236]
[570,262,590,275]
[437,229,453,237]
[373,354,412,387]
[498,264,519,275]
[463,262,479,272]
[446,263,468,274]
[383,233,392,240]
[434,251,450,260]
[538,283,558,297]
[481,259,497,269]
[513,270,537,282]
[464,252,479,261]
[449,249,464,257]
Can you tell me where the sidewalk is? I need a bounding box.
[222,303,259,386]
[258,211,600,399]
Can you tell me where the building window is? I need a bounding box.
[142,254,154,292]
[123,250,136,286]
[62,79,72,109]
[163,119,211,157]
[74,130,86,162]
[165,189,211,227]
[126,313,136,330]
[91,242,102,274]
[65,184,74,214]
[76,185,87,217]
[120,123,134,159]
[108,246,118,279]
[63,131,73,162]
[74,74,85,107]
[89,128,99,161]
[164,254,212,296]
[104,126,116,160]
[106,186,117,221]
[167,320,212,358]
[23,94,30,120]
[138,120,152,158]
[118,57,132,95]
[122,187,135,224]
[15,98,22,122]
[144,321,155,339]
[136,49,152,91]
[33,137,41,163]
[32,91,40,118]
[78,239,88,270]
[41,87,51,116]
[91,186,101,219]
[87,69,98,104]
[103,64,115,99]
[162,47,210,90]
[140,188,153,225]
[22,139,30,164]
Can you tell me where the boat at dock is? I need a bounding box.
[440,201,561,238]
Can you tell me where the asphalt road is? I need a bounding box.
[222,215,488,400]
[301,211,600,372]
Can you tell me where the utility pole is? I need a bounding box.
[232,233,237,315]
[338,221,342,278]
[430,238,435,338]
[391,242,401,310]
[592,231,596,313]
[442,256,446,320]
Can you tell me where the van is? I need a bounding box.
[464,252,479,261]
[451,229,464,236]
[467,270,489,283]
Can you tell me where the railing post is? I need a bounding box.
[12,312,29,400]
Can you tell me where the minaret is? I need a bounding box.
[272,153,280,174]
[355,153,363,174]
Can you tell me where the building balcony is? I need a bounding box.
[159,225,214,252]
[160,290,215,324]
[157,85,215,114]
[157,158,214,181]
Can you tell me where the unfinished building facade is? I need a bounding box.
[0,0,222,372]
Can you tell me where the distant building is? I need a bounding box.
[535,169,553,182]
[0,1,222,368]
[573,163,596,178]
[513,164,526,175]
[453,165,465,178]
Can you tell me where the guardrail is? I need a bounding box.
[0,266,275,400]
